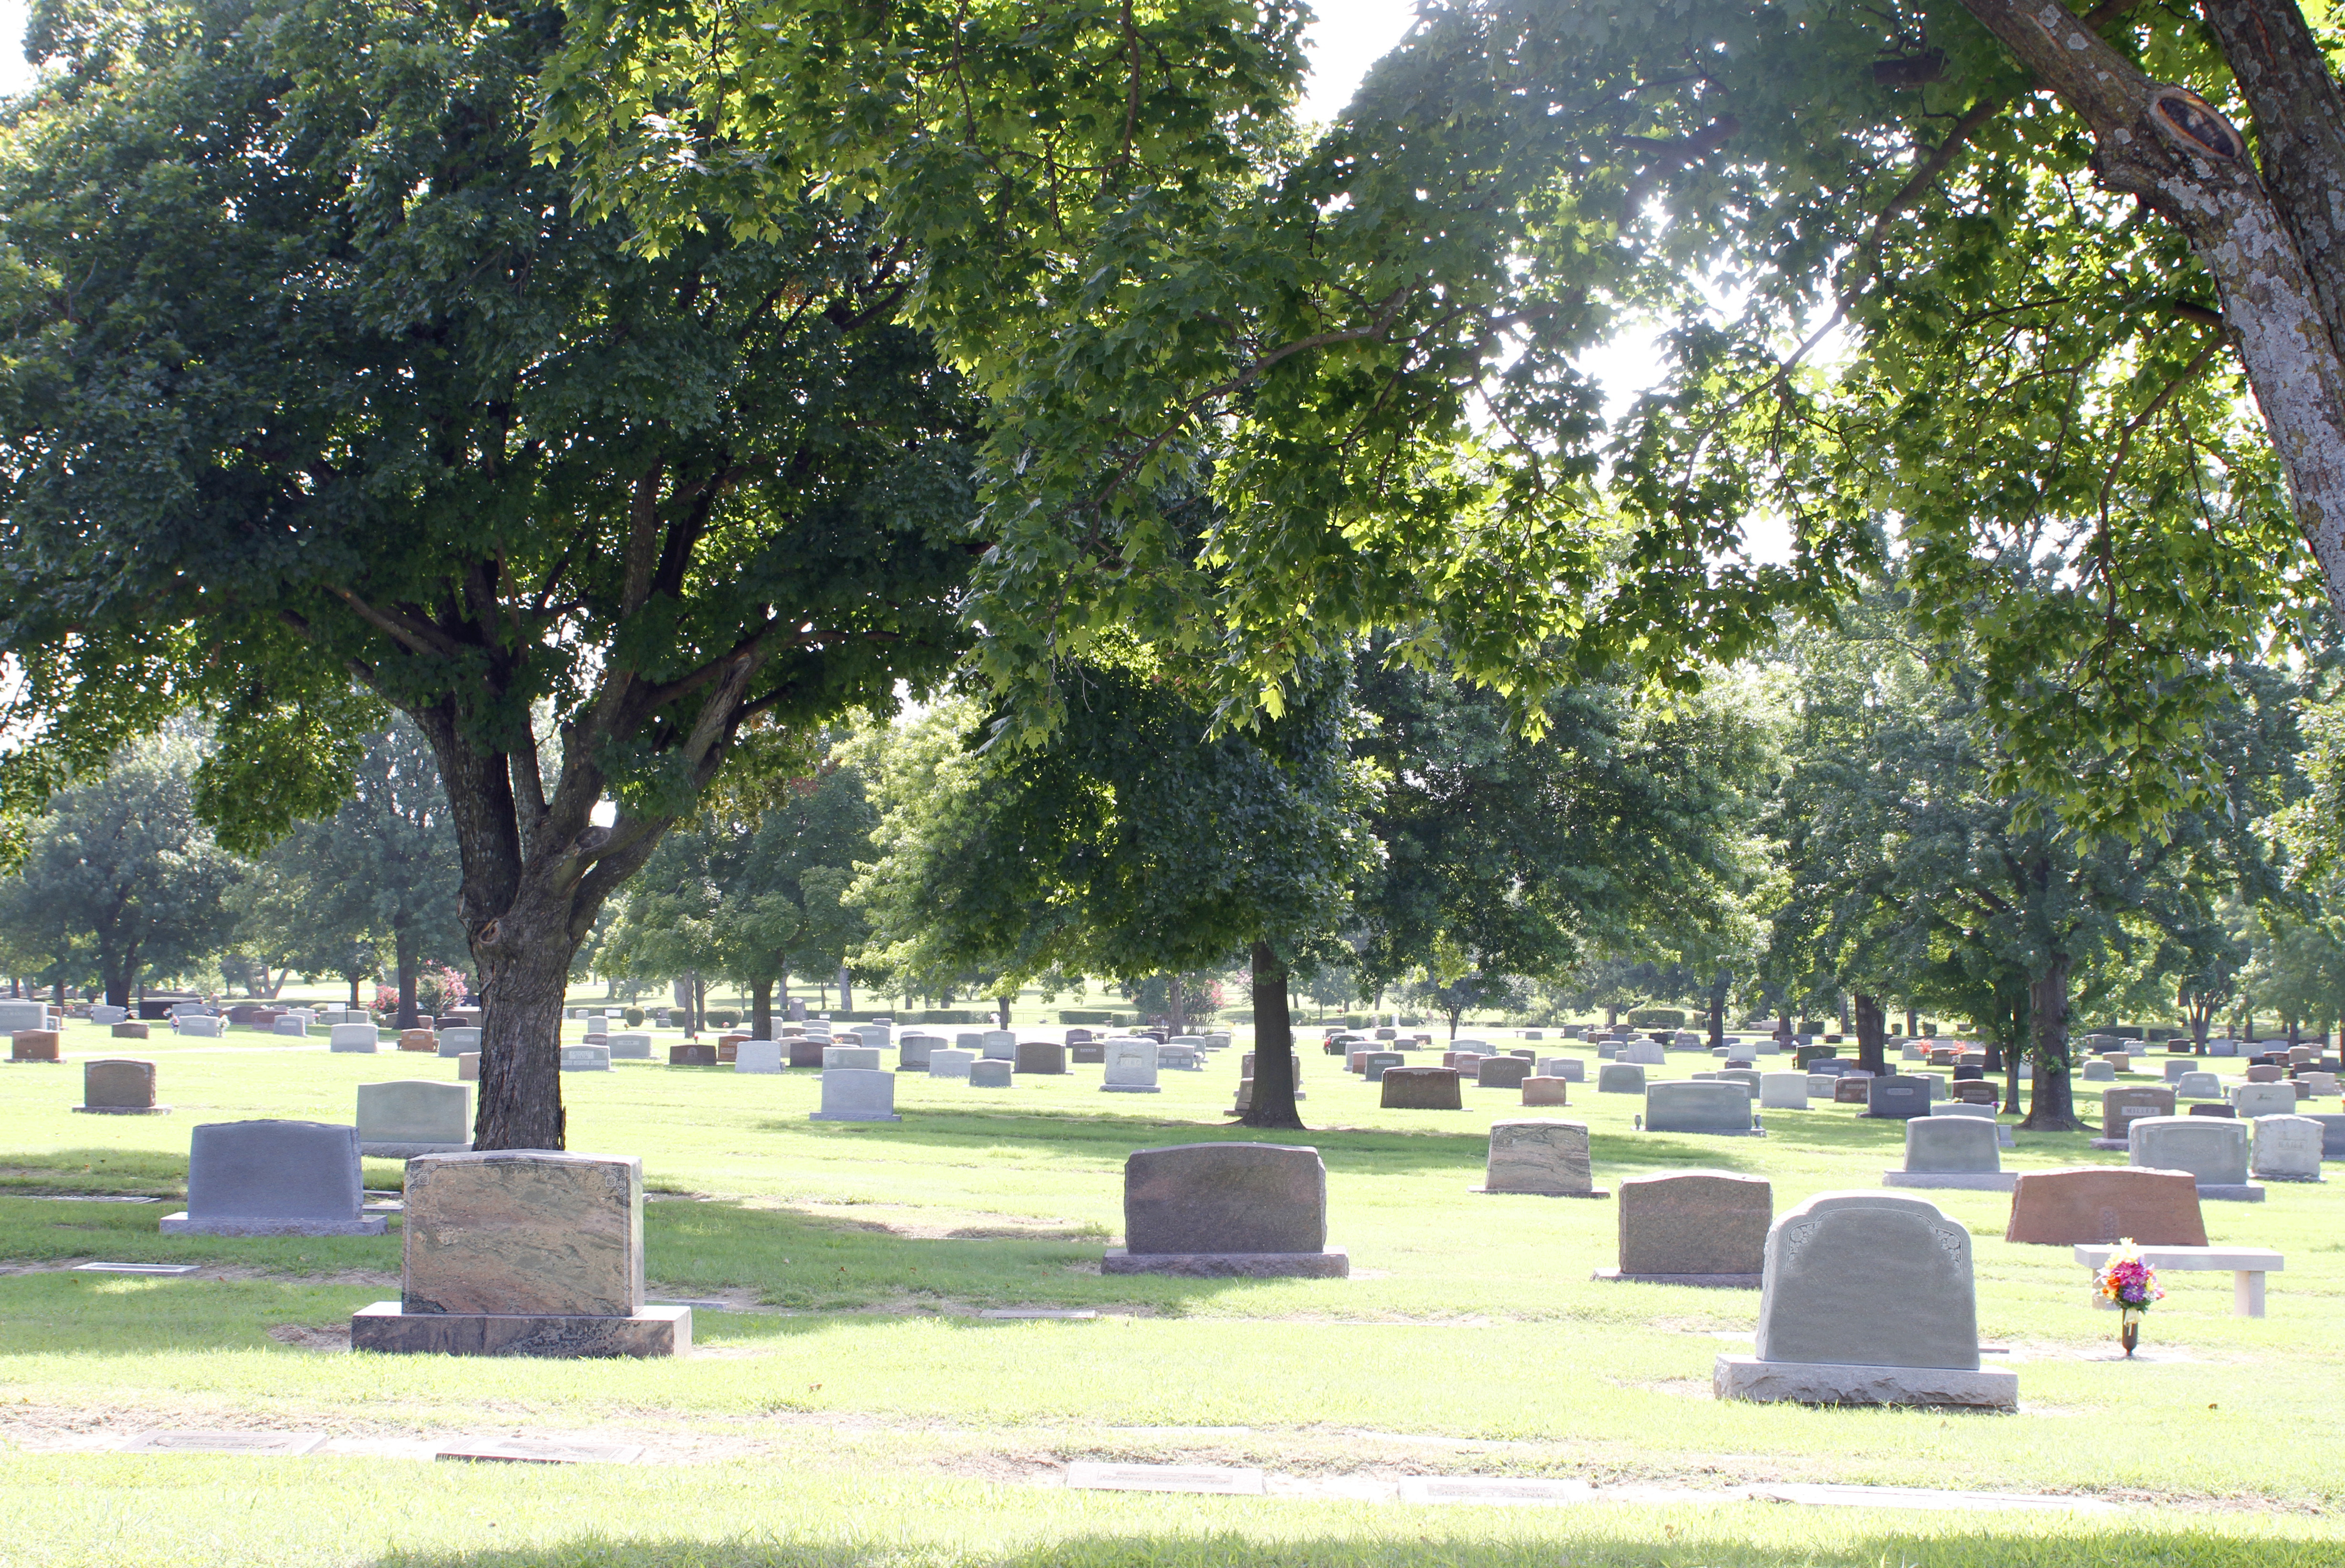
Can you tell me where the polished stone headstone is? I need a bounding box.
[1718,1191,2015,1410]
[1596,1062,1646,1095]
[1476,1120,1601,1196]
[1881,1115,2008,1189]
[11,1030,61,1062]
[897,1034,942,1072]
[667,1042,716,1067]
[177,1016,225,1038]
[77,1058,167,1115]
[1361,1051,1405,1083]
[1105,1143,1346,1276]
[1521,1075,1570,1106]
[1864,1076,1930,1119]
[357,1080,472,1157]
[1644,1080,1756,1134]
[812,1067,901,1122]
[163,1121,384,1235]
[1102,1037,1160,1093]
[2004,1165,2208,1245]
[604,1032,652,1060]
[2130,1114,2255,1196]
[352,1150,686,1357]
[1606,1171,1769,1283]
[1476,1056,1531,1090]
[561,1044,611,1072]
[735,1040,784,1073]
[2251,1114,2325,1182]
[1015,1039,1067,1075]
[979,1030,1018,1061]
[1380,1066,1462,1109]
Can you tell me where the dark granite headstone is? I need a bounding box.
[1865,1076,1930,1119]
[162,1120,384,1235]
[1380,1066,1462,1109]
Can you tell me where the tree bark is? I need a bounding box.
[1853,992,1888,1076]
[838,965,854,1015]
[1240,938,1304,1130]
[1957,0,2345,617]
[2022,954,2084,1131]
[1707,969,1728,1053]
[472,922,571,1150]
[752,976,773,1040]
[1168,974,1189,1034]
[395,932,420,1030]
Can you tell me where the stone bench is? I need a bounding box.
[2071,1243,2284,1318]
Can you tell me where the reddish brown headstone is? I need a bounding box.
[399,1029,438,1053]
[2004,1165,2208,1246]
[11,1030,61,1062]
[1521,1076,1570,1106]
[1833,1077,1871,1104]
[669,1043,718,1067]
[1616,1171,1771,1276]
[2246,1063,2284,1083]
[111,1021,151,1039]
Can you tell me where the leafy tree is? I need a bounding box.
[1404,970,1529,1041]
[0,734,241,1005]
[847,659,1374,1128]
[601,757,874,1037]
[0,0,975,1145]
[1348,646,1770,1033]
[1767,595,2300,1125]
[257,722,466,1026]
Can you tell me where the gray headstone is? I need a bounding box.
[327,1023,379,1054]
[356,1080,470,1152]
[1015,1039,1067,1075]
[735,1040,784,1073]
[1102,1038,1160,1093]
[165,1121,378,1235]
[1866,1076,1931,1119]
[1361,1051,1405,1083]
[928,1049,976,1080]
[87,1004,128,1027]
[1124,1144,1326,1254]
[1758,1072,1808,1109]
[1644,1081,1753,1133]
[898,1034,941,1071]
[1620,1040,1665,1066]
[2174,1071,2222,1101]
[1597,1062,1646,1095]
[2250,1114,2324,1181]
[1538,1058,1586,1082]
[605,1032,652,1060]
[1476,1057,1531,1089]
[437,1027,481,1059]
[812,1068,900,1121]
[2081,1059,2115,1081]
[980,1030,1018,1060]
[1755,1192,1980,1370]
[560,1043,611,1072]
[2129,1115,2249,1186]
[823,1045,882,1070]
[2231,1082,2298,1117]
[270,1015,307,1038]
[2162,1060,2196,1083]
[1902,1115,1999,1173]
[969,1059,1014,1088]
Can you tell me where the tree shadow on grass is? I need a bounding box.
[364,1525,2325,1568]
[0,1146,189,1195]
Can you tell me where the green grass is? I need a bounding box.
[0,1018,2336,1565]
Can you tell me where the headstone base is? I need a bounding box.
[360,1140,473,1159]
[1641,1126,1764,1137]
[1880,1171,2016,1191]
[1591,1267,1760,1289]
[1102,1247,1348,1278]
[72,1104,171,1115]
[808,1110,902,1123]
[1470,1186,1609,1198]
[1714,1354,2017,1411]
[1100,1084,1162,1093]
[350,1302,688,1358]
[2196,1183,2266,1202]
[161,1212,387,1236]
[2256,1171,2324,1183]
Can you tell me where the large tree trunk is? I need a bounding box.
[838,965,854,1015]
[752,976,773,1040]
[395,933,421,1031]
[1241,938,1304,1130]
[101,958,133,1011]
[1959,0,2345,617]
[2022,954,2084,1132]
[1707,969,1728,1053]
[1853,992,1888,1076]
[1168,974,1189,1034]
[472,912,574,1151]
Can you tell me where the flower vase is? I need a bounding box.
[2120,1309,2141,1358]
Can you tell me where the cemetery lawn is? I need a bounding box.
[0,1022,2339,1566]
